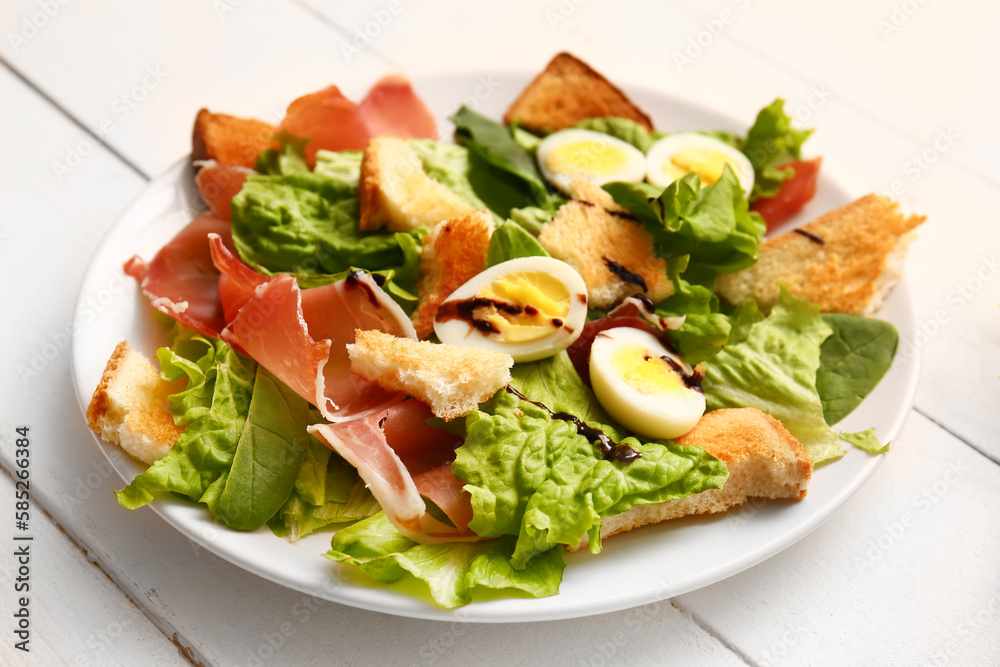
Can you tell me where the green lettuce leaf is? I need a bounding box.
[255,130,310,175]
[486,219,549,268]
[510,122,542,154]
[738,99,813,200]
[409,138,494,212]
[116,340,256,510]
[313,149,362,186]
[326,513,565,609]
[230,174,424,294]
[156,330,219,425]
[702,287,842,465]
[268,440,378,540]
[454,352,728,567]
[572,116,658,153]
[654,255,730,364]
[816,314,899,425]
[840,429,891,455]
[603,167,766,286]
[214,367,314,531]
[507,206,552,236]
[451,106,563,215]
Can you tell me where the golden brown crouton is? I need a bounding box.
[192,109,276,169]
[358,136,474,232]
[347,330,513,421]
[86,341,186,465]
[716,195,925,314]
[504,52,654,133]
[411,210,494,339]
[538,178,673,309]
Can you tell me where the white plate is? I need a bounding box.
[71,71,920,623]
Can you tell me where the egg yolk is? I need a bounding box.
[478,271,570,343]
[661,148,733,186]
[611,345,687,394]
[546,140,631,177]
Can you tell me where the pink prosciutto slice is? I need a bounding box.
[195,161,252,221]
[359,74,437,140]
[124,213,232,337]
[278,85,370,165]
[220,269,417,422]
[308,402,476,543]
[208,233,268,323]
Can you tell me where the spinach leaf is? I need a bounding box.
[816,314,899,425]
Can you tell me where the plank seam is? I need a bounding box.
[671,600,758,666]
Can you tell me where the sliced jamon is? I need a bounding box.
[359,74,438,140]
[208,233,269,323]
[278,85,370,165]
[195,161,252,221]
[124,214,232,338]
[308,402,476,543]
[413,464,474,534]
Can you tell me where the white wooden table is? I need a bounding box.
[2,1,998,664]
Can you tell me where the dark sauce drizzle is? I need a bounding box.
[504,386,640,463]
[658,355,705,394]
[345,270,386,306]
[436,297,565,336]
[602,257,648,292]
[793,228,825,245]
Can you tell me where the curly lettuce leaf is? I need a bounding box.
[409,138,494,213]
[326,512,564,609]
[313,149,362,186]
[572,116,659,153]
[453,352,728,567]
[817,314,899,425]
[156,331,220,425]
[603,167,766,286]
[230,174,424,294]
[116,340,256,510]
[702,287,842,465]
[739,99,813,200]
[255,129,310,175]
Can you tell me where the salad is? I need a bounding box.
[88,56,910,610]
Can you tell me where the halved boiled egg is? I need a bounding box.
[433,256,588,362]
[645,132,755,197]
[536,129,647,195]
[589,327,705,440]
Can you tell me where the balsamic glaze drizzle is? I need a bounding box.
[504,386,641,463]
[345,270,385,306]
[658,355,705,393]
[793,228,825,245]
[602,257,648,292]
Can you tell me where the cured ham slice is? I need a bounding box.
[279,85,370,165]
[359,74,438,140]
[195,161,252,221]
[220,269,417,422]
[208,233,268,323]
[278,77,437,166]
[124,214,232,338]
[308,402,476,543]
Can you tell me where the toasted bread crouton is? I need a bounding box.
[504,53,653,133]
[538,178,673,309]
[348,330,513,421]
[86,342,186,465]
[192,109,276,170]
[358,136,474,232]
[412,210,494,339]
[716,195,925,314]
[574,408,812,549]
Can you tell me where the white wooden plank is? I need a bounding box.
[0,473,190,667]
[0,0,396,177]
[676,411,1000,666]
[0,22,748,667]
[666,0,1000,187]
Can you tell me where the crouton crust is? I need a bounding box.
[504,52,654,133]
[192,109,275,170]
[716,195,924,314]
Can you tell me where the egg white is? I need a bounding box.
[589,327,705,440]
[536,129,647,195]
[645,132,755,197]
[433,256,588,362]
